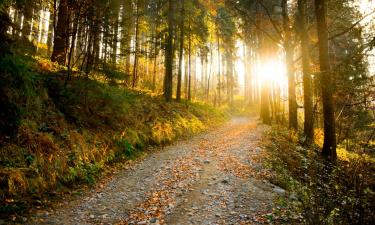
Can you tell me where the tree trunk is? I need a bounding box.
[152,30,158,91]
[226,50,234,105]
[46,2,55,54]
[244,42,252,105]
[217,30,221,106]
[65,6,80,86]
[112,6,120,66]
[51,0,69,65]
[282,0,298,130]
[188,24,192,101]
[21,3,33,40]
[176,0,185,101]
[260,81,271,124]
[298,0,314,143]
[207,40,213,101]
[163,0,174,101]
[132,0,140,88]
[314,0,337,159]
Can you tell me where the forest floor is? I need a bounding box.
[28,117,285,225]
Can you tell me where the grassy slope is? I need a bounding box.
[0,55,228,217]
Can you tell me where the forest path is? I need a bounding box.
[33,117,285,225]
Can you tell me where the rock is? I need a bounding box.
[204,159,210,164]
[273,186,286,196]
[89,214,95,219]
[150,218,158,223]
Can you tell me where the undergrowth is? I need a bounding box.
[264,126,375,225]
[0,55,228,219]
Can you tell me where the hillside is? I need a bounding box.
[0,55,227,218]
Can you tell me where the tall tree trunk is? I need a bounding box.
[152,29,158,91]
[132,0,140,88]
[103,11,109,65]
[184,52,188,98]
[163,0,174,101]
[260,81,271,124]
[176,0,184,101]
[282,0,298,130]
[217,30,221,106]
[226,50,234,105]
[298,0,314,143]
[244,42,252,105]
[112,6,120,66]
[187,24,192,101]
[21,3,33,40]
[314,0,336,159]
[47,0,57,54]
[51,0,69,65]
[207,40,213,101]
[65,6,80,86]
[31,8,39,42]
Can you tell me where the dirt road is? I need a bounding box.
[33,117,285,225]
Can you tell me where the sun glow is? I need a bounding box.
[256,59,287,85]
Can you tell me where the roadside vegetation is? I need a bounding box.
[264,126,374,225]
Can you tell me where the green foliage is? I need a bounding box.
[0,54,38,97]
[116,138,136,159]
[0,54,39,136]
[265,127,375,225]
[101,67,130,82]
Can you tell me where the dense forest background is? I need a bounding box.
[0,0,374,224]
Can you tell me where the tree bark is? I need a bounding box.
[152,27,158,91]
[163,0,174,101]
[51,0,69,65]
[112,6,120,66]
[65,6,80,86]
[132,0,140,88]
[217,30,221,106]
[176,0,185,101]
[314,0,337,159]
[187,23,192,101]
[21,3,33,40]
[282,0,298,129]
[298,0,314,143]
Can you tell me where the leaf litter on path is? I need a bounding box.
[32,117,280,225]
